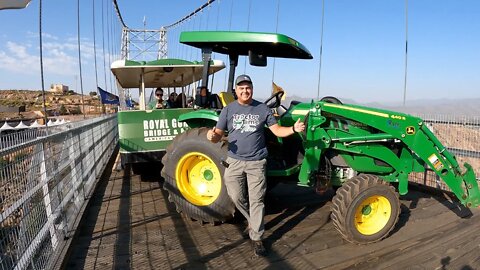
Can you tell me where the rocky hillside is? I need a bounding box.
[0,90,106,121]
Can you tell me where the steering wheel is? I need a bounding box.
[264,90,284,109]
[320,96,343,105]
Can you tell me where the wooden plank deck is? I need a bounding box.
[63,161,480,269]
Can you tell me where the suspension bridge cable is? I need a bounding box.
[403,0,409,106]
[228,0,233,30]
[316,0,325,99]
[101,0,108,90]
[206,2,211,29]
[243,0,252,73]
[112,0,127,28]
[164,0,217,29]
[107,0,114,94]
[271,0,281,92]
[77,0,86,119]
[106,0,112,92]
[93,0,105,114]
[38,0,49,132]
[224,0,234,91]
[92,0,99,88]
[216,0,220,30]
[209,0,222,92]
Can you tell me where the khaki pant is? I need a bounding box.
[224,156,267,241]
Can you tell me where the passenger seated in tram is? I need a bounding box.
[186,96,194,108]
[167,92,178,108]
[195,86,210,108]
[174,93,187,108]
[148,88,167,109]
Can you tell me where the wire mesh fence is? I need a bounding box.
[0,115,117,270]
[0,124,71,150]
[409,114,480,191]
[0,112,478,269]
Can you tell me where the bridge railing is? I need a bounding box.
[410,114,480,190]
[0,115,118,270]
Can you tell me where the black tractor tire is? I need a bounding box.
[161,127,235,222]
[330,174,400,244]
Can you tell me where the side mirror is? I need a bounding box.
[249,51,267,67]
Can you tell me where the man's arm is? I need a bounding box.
[207,127,225,143]
[207,106,228,143]
[269,118,305,138]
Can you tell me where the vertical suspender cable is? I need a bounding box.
[92,0,99,88]
[209,0,222,92]
[224,0,234,91]
[38,0,49,132]
[228,0,234,30]
[206,1,210,28]
[216,0,220,30]
[271,0,280,92]
[109,1,115,93]
[243,0,252,73]
[77,0,86,119]
[93,0,103,115]
[106,0,113,93]
[403,0,409,106]
[101,0,108,90]
[190,16,196,61]
[316,0,325,99]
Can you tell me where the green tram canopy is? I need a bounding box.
[110,58,225,88]
[179,31,313,60]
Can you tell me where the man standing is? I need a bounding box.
[207,74,305,256]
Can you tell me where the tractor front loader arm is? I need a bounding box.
[301,101,480,208]
[413,124,480,207]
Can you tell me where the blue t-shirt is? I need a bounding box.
[216,99,277,161]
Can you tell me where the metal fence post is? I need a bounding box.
[39,141,58,252]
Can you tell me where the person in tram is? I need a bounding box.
[194,86,211,108]
[186,96,194,108]
[148,88,167,109]
[174,92,187,108]
[167,92,178,108]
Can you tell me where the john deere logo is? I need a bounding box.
[406,126,415,135]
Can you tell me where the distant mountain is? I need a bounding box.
[365,98,480,116]
[280,95,480,116]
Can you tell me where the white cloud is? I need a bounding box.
[0,42,38,74]
[26,31,59,41]
[0,38,109,77]
[0,32,118,89]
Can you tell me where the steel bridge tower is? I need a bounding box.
[120,26,167,61]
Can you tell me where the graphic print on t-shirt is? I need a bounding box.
[232,113,260,133]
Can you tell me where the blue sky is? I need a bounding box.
[0,0,479,103]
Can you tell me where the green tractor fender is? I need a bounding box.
[179,109,219,128]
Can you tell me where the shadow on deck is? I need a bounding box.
[63,158,480,269]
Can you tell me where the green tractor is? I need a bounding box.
[161,31,480,244]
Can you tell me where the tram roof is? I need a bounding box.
[110,58,225,88]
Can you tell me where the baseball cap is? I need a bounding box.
[235,74,252,85]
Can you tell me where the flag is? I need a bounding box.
[98,87,119,105]
[125,98,135,108]
[272,82,286,101]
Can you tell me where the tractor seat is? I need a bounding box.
[218,91,235,107]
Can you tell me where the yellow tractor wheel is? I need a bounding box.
[161,127,235,222]
[331,174,400,244]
